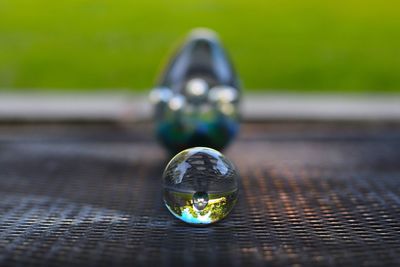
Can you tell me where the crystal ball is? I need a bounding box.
[163,147,238,225]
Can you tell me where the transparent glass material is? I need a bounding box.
[163,147,238,225]
[150,28,241,154]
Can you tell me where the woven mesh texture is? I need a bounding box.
[0,123,399,267]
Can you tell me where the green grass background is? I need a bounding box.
[0,0,399,92]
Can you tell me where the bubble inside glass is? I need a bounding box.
[163,147,238,225]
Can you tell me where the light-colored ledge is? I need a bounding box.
[0,92,399,122]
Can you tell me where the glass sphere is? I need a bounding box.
[163,147,238,225]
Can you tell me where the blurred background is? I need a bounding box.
[0,0,399,93]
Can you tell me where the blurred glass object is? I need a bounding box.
[150,28,241,154]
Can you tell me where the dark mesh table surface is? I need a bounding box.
[0,122,399,267]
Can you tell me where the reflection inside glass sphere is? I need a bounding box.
[163,147,238,225]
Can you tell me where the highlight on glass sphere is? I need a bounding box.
[162,147,238,225]
[149,28,241,154]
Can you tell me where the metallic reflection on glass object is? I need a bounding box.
[149,28,242,154]
[185,78,208,102]
[163,147,238,225]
